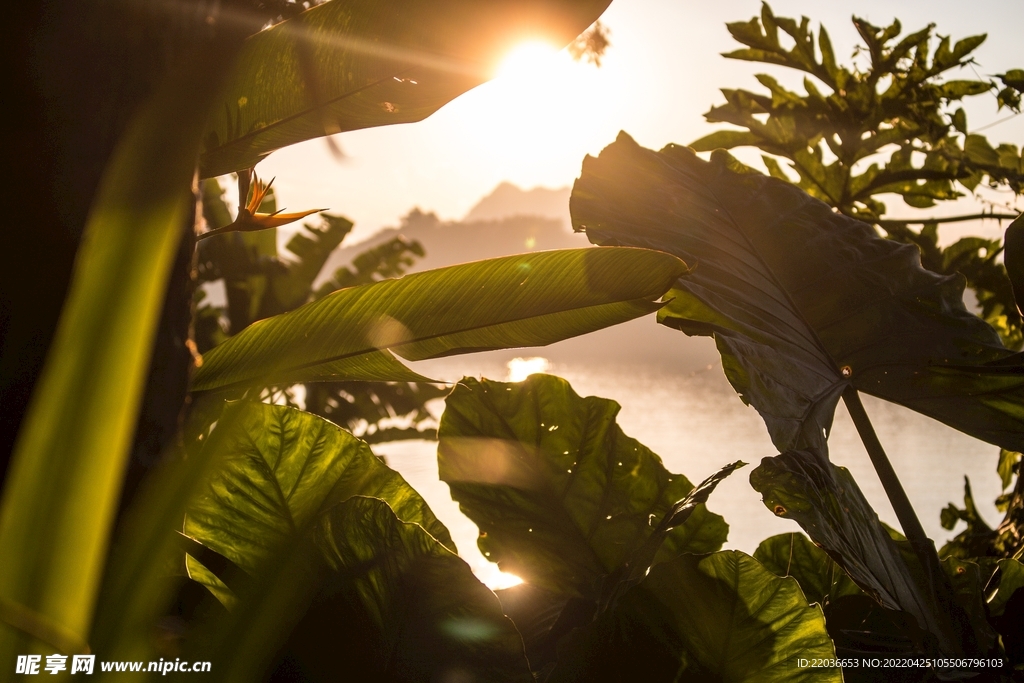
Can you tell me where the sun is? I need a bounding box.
[495,40,561,81]
[447,37,602,184]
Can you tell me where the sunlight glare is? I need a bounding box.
[507,357,550,382]
[496,41,560,81]
[478,563,525,591]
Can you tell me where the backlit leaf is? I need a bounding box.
[754,532,862,607]
[200,0,611,176]
[184,401,453,581]
[193,248,687,392]
[571,133,1024,454]
[438,374,728,601]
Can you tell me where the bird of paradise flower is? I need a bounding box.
[198,169,325,241]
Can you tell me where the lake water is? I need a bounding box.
[374,349,1008,589]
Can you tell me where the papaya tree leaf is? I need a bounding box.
[438,374,728,601]
[549,551,841,683]
[183,401,454,587]
[200,0,611,177]
[754,532,862,607]
[570,133,1024,454]
[749,450,959,654]
[192,248,688,392]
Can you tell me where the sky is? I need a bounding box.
[255,0,1024,244]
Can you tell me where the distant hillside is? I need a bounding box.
[318,208,583,281]
[464,181,571,224]
[317,183,719,370]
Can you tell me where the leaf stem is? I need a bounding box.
[842,387,932,552]
[878,212,1019,227]
[842,387,967,654]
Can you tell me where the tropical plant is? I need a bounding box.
[0,0,644,674]
[687,3,1024,572]
[569,129,1024,676]
[6,0,1024,680]
[689,3,1024,348]
[194,175,447,445]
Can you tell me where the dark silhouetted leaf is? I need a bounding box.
[940,558,998,654]
[1005,214,1024,317]
[549,551,840,683]
[749,450,959,655]
[276,497,534,682]
[987,558,1024,618]
[438,374,728,601]
[571,133,1024,454]
[184,497,532,682]
[938,477,996,559]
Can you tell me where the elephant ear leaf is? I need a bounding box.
[184,401,453,593]
[183,496,533,682]
[754,532,862,607]
[438,374,729,603]
[571,132,1024,454]
[549,551,841,683]
[294,497,534,682]
[200,0,612,177]
[749,450,962,656]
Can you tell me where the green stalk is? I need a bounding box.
[0,41,239,657]
[842,386,965,654]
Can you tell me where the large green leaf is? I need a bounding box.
[192,248,687,392]
[438,374,728,601]
[200,0,611,177]
[291,497,534,682]
[183,402,453,586]
[183,497,532,682]
[754,532,862,607]
[570,132,1024,453]
[750,450,962,655]
[549,551,840,683]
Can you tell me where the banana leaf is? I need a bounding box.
[192,248,687,392]
[201,0,611,177]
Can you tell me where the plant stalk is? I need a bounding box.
[842,387,933,554]
[842,387,970,655]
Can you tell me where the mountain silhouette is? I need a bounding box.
[464,181,571,223]
[318,182,718,370]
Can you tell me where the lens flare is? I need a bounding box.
[496,41,560,80]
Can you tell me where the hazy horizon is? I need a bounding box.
[250,0,1024,246]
